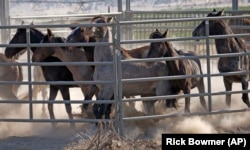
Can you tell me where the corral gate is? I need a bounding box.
[1,1,250,137]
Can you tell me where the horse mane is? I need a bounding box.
[30,28,44,38]
[90,15,113,23]
[90,15,105,22]
[234,37,247,51]
[17,27,44,37]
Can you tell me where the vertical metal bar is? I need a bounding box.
[112,18,119,132]
[232,0,238,11]
[126,0,130,11]
[118,0,122,12]
[205,20,212,112]
[0,0,10,44]
[26,26,33,120]
[115,16,124,137]
[111,15,124,136]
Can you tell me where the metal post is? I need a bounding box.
[112,17,119,132]
[124,0,132,43]
[232,0,238,11]
[0,0,10,44]
[26,27,33,120]
[116,16,124,137]
[126,0,130,11]
[118,0,122,12]
[205,20,212,112]
[112,15,124,136]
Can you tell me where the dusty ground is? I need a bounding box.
[1,84,250,150]
[0,58,250,149]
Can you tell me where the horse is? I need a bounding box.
[0,53,23,113]
[229,14,250,43]
[31,29,98,126]
[66,26,152,108]
[4,27,80,129]
[88,15,171,120]
[147,29,208,113]
[67,26,150,59]
[192,8,250,108]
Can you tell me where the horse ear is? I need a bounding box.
[217,8,225,16]
[47,29,53,37]
[70,22,79,30]
[163,29,168,38]
[107,16,113,23]
[18,21,25,32]
[80,27,85,32]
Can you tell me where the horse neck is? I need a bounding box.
[213,22,245,53]
[164,41,182,73]
[53,47,89,74]
[30,29,44,51]
[82,37,95,62]
[94,28,114,61]
[164,41,179,57]
[53,47,86,62]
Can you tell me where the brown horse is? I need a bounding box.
[192,9,250,108]
[32,29,98,128]
[229,13,250,43]
[66,26,150,108]
[67,26,150,59]
[148,29,208,113]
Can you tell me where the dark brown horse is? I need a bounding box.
[192,9,250,108]
[148,29,207,113]
[32,29,98,125]
[229,14,250,42]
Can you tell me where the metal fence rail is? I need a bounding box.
[1,13,250,136]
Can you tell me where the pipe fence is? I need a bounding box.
[0,13,250,136]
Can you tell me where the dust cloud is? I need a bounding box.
[0,63,250,144]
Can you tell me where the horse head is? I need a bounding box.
[147,28,169,58]
[89,15,112,40]
[5,22,44,59]
[32,29,63,62]
[192,8,225,38]
[66,26,94,50]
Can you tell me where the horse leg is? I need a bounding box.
[81,85,98,111]
[59,86,75,129]
[165,88,179,109]
[224,77,232,108]
[48,85,59,129]
[96,86,113,120]
[183,88,191,113]
[41,85,49,115]
[33,66,49,115]
[197,78,208,111]
[241,77,250,107]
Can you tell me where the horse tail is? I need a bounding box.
[12,64,23,99]
[32,66,48,100]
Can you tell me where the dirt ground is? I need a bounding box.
[1,85,250,150]
[1,61,250,149]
